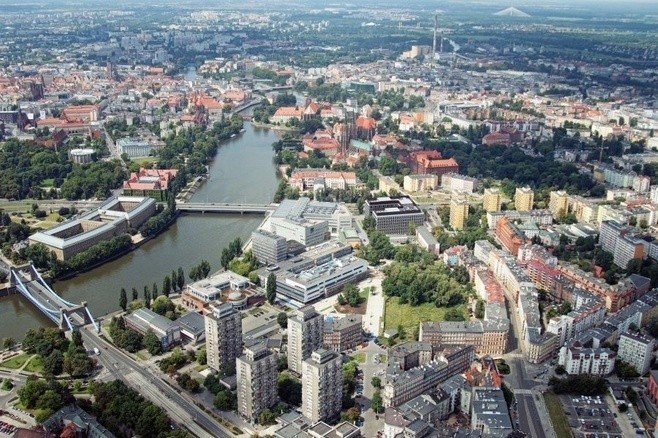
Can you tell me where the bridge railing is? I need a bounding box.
[10,269,60,324]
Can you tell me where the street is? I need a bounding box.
[81,327,227,438]
[351,341,387,437]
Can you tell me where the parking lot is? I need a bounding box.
[0,420,16,435]
[561,394,623,438]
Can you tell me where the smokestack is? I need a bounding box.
[432,14,438,62]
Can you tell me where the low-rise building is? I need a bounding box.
[323,315,362,352]
[470,387,513,437]
[403,174,438,192]
[441,173,479,194]
[122,168,177,201]
[182,270,252,311]
[125,307,181,350]
[416,226,439,254]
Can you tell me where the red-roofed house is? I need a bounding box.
[407,150,459,176]
[482,132,511,146]
[289,168,358,191]
[355,116,376,140]
[122,168,178,201]
[271,107,303,124]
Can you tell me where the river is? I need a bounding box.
[0,122,280,340]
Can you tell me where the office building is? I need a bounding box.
[251,229,288,265]
[483,188,503,213]
[449,197,469,231]
[618,332,655,375]
[288,306,324,374]
[364,196,424,235]
[236,341,278,421]
[271,197,352,235]
[470,388,513,437]
[514,187,534,212]
[323,315,363,352]
[117,137,163,158]
[182,270,252,311]
[302,349,343,423]
[271,216,328,248]
[205,304,242,373]
[549,190,569,218]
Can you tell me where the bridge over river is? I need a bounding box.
[175,201,277,214]
[8,264,98,332]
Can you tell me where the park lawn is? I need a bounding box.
[0,353,32,369]
[24,355,44,374]
[41,178,54,188]
[543,392,572,438]
[352,352,366,363]
[384,297,466,333]
[133,157,157,166]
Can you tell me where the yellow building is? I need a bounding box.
[483,188,503,212]
[378,176,400,195]
[450,197,469,230]
[549,190,569,218]
[403,174,438,192]
[514,187,534,212]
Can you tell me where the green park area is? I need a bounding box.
[0,353,32,369]
[543,392,571,438]
[384,297,467,334]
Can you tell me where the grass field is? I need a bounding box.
[24,355,44,374]
[133,157,158,166]
[352,352,366,363]
[384,297,466,333]
[543,392,572,438]
[0,354,32,370]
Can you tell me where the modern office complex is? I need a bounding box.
[301,349,343,423]
[364,196,424,235]
[251,229,288,265]
[271,197,353,235]
[182,270,252,311]
[28,196,156,260]
[236,341,278,421]
[288,306,324,374]
[256,242,368,305]
[205,304,242,373]
[270,216,328,247]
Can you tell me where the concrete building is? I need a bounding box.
[28,196,156,261]
[182,270,252,311]
[514,186,534,212]
[483,188,503,213]
[302,349,343,423]
[600,220,645,268]
[68,148,95,164]
[558,341,616,376]
[618,332,655,375]
[449,197,469,231]
[251,229,288,265]
[403,174,438,192]
[256,242,367,305]
[364,196,424,235]
[470,387,513,437]
[271,197,353,235]
[271,216,328,248]
[416,226,439,255]
[323,315,363,352]
[117,137,163,158]
[383,394,448,438]
[124,308,181,350]
[205,304,242,373]
[441,173,479,194]
[549,190,569,218]
[495,217,527,256]
[236,341,278,422]
[288,306,324,374]
[289,169,358,192]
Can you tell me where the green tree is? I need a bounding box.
[43,350,64,376]
[152,282,159,298]
[162,276,172,297]
[371,391,383,413]
[177,267,185,290]
[277,312,288,329]
[171,269,178,292]
[371,376,381,389]
[132,287,138,301]
[144,330,162,355]
[119,288,127,311]
[267,273,277,304]
[257,408,277,425]
[214,389,236,410]
[197,347,207,365]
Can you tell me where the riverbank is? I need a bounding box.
[250,121,298,132]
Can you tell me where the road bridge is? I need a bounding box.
[176,201,276,214]
[8,264,98,332]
